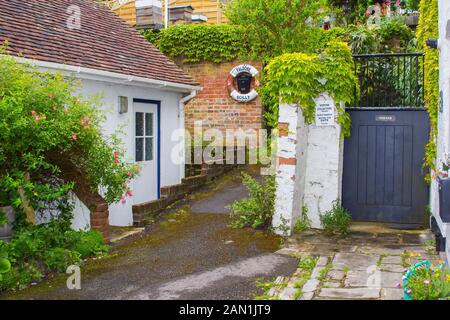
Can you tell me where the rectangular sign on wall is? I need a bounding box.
[315,95,335,127]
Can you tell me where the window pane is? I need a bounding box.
[145,113,154,137]
[145,137,153,161]
[136,138,144,162]
[135,112,144,136]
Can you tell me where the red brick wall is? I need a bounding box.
[179,60,263,134]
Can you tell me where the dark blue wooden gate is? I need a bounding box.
[342,53,429,227]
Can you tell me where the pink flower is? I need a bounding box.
[403,268,408,273]
[128,172,133,177]
[127,191,133,197]
[121,198,126,204]
[407,289,412,294]
[71,133,78,141]
[395,283,401,288]
[424,280,430,285]
[31,110,36,116]
[34,116,40,121]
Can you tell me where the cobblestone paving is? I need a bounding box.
[271,226,441,300]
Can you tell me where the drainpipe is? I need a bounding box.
[179,90,197,180]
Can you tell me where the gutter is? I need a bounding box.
[178,90,197,180]
[11,56,201,93]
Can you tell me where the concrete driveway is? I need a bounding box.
[2,169,297,300]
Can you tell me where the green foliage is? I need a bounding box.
[0,242,11,282]
[228,173,275,229]
[417,0,439,176]
[320,201,352,235]
[345,17,415,54]
[294,206,311,234]
[142,24,251,63]
[0,210,6,226]
[0,48,140,213]
[262,42,358,135]
[73,230,109,258]
[225,0,335,61]
[406,264,450,300]
[293,256,318,297]
[298,256,318,272]
[0,210,109,291]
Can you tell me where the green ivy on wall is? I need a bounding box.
[262,42,359,136]
[417,0,439,178]
[142,24,252,63]
[143,24,348,64]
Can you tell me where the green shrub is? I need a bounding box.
[406,263,450,300]
[73,230,109,259]
[294,206,311,234]
[320,201,352,235]
[0,211,109,291]
[228,173,275,229]
[43,248,81,272]
[0,48,140,217]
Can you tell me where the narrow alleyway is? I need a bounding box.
[1,169,297,300]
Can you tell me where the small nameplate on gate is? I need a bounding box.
[315,96,335,127]
[375,115,396,122]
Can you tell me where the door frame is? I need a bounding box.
[133,98,161,199]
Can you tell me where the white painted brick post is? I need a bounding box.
[273,104,308,235]
[273,94,344,235]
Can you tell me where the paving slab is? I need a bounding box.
[327,270,345,281]
[279,287,297,300]
[379,264,404,273]
[381,255,402,264]
[300,292,314,300]
[381,288,404,300]
[318,288,380,300]
[323,282,341,288]
[380,272,402,288]
[332,253,378,271]
[302,279,320,293]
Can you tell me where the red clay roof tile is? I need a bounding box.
[0,0,198,87]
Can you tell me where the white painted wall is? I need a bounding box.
[431,0,450,265]
[69,79,184,227]
[303,98,343,228]
[273,104,306,234]
[273,94,344,234]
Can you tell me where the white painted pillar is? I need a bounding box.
[303,94,343,229]
[434,0,450,264]
[273,104,308,235]
[273,94,344,235]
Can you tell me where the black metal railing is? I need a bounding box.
[351,53,425,109]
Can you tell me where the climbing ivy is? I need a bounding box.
[142,24,252,63]
[143,23,348,64]
[262,42,358,136]
[417,0,439,178]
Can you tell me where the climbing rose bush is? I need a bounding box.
[0,50,140,211]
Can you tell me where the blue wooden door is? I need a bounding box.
[342,110,429,227]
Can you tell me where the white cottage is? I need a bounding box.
[0,0,199,231]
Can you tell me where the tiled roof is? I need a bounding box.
[0,0,198,87]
